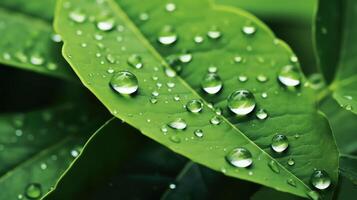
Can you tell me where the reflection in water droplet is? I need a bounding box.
[186,99,203,113]
[168,118,187,130]
[271,134,289,153]
[25,183,42,199]
[201,73,223,94]
[226,147,252,168]
[227,90,256,116]
[311,170,331,190]
[110,71,139,95]
[278,65,301,87]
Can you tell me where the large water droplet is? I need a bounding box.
[271,134,289,153]
[110,71,138,95]
[278,65,301,87]
[69,10,86,23]
[226,147,252,168]
[127,54,143,69]
[168,118,187,130]
[158,26,177,45]
[97,18,115,31]
[186,99,203,113]
[227,90,256,116]
[25,183,42,199]
[311,170,331,190]
[201,73,223,94]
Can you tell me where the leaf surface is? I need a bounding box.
[55,0,338,198]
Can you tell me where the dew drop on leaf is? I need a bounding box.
[97,18,115,31]
[165,67,177,78]
[168,118,187,130]
[158,26,178,45]
[127,54,143,69]
[210,115,222,125]
[30,54,44,66]
[227,90,256,116]
[242,25,257,35]
[238,75,248,82]
[179,52,192,63]
[278,65,301,87]
[287,157,295,166]
[69,10,86,23]
[271,134,289,153]
[25,183,42,199]
[208,66,218,73]
[207,26,222,39]
[256,74,268,83]
[268,160,280,173]
[226,147,253,168]
[307,190,320,200]
[287,178,296,187]
[194,129,204,138]
[186,99,203,113]
[165,3,176,12]
[110,71,139,95]
[201,73,223,94]
[194,35,204,43]
[256,109,268,120]
[169,135,181,143]
[311,170,331,190]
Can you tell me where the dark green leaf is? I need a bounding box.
[339,154,357,185]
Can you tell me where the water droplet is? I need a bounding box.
[256,75,268,83]
[194,35,204,43]
[97,18,115,31]
[307,190,320,200]
[308,73,325,90]
[169,135,181,143]
[168,118,187,130]
[51,34,62,43]
[208,66,218,73]
[25,183,42,199]
[186,99,203,113]
[69,10,86,23]
[179,52,192,63]
[165,3,176,12]
[227,90,256,116]
[290,55,298,63]
[207,26,222,39]
[161,125,168,134]
[287,158,295,166]
[261,92,268,99]
[278,65,301,87]
[242,25,256,35]
[287,178,296,187]
[226,147,252,168]
[256,109,268,120]
[158,26,177,45]
[70,146,82,158]
[165,67,177,77]
[127,54,143,69]
[271,134,289,153]
[268,160,280,173]
[311,170,331,190]
[17,194,24,200]
[194,129,204,138]
[40,163,47,170]
[201,73,223,94]
[110,71,138,95]
[106,54,116,63]
[210,116,221,125]
[233,55,243,63]
[30,54,44,66]
[238,75,248,82]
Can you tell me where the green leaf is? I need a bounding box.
[314,0,357,114]
[339,154,357,185]
[320,97,357,154]
[54,0,338,198]
[0,2,74,80]
[0,104,104,199]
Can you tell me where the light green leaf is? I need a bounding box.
[314,0,357,114]
[0,2,74,80]
[0,104,104,199]
[55,0,338,198]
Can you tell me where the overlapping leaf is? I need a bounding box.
[54,0,338,198]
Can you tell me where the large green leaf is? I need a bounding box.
[0,104,105,199]
[314,0,357,114]
[0,2,74,80]
[339,154,357,185]
[54,0,338,198]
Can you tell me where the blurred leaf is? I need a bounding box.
[251,187,304,200]
[339,154,357,185]
[334,175,357,200]
[0,3,74,80]
[55,0,338,198]
[0,104,106,199]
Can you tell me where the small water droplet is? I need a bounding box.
[261,92,268,99]
[161,125,168,134]
[207,26,222,39]
[40,163,47,170]
[227,90,256,116]
[242,25,256,35]
[238,75,248,82]
[287,178,296,187]
[186,99,203,113]
[307,190,320,200]
[208,66,218,73]
[51,34,62,43]
[165,67,177,77]
[290,55,298,63]
[179,52,192,63]
[268,160,280,173]
[25,183,42,199]
[127,54,143,69]
[278,65,301,87]
[256,75,268,83]
[233,55,243,63]
[194,35,204,43]
[256,109,268,120]
[30,54,44,66]
[311,170,331,190]
[271,134,289,153]
[201,73,223,94]
[69,10,86,23]
[194,129,204,138]
[110,71,138,95]
[287,158,295,166]
[210,116,222,125]
[165,3,176,12]
[70,146,82,158]
[226,147,253,168]
[158,26,177,45]
[97,18,115,31]
[169,135,181,143]
[168,118,187,130]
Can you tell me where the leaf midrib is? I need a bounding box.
[105,0,312,195]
